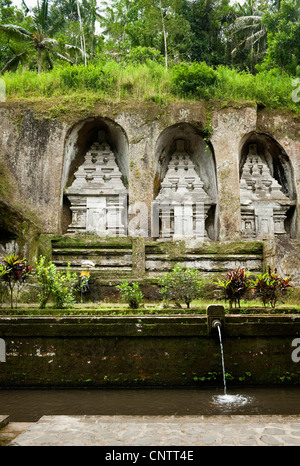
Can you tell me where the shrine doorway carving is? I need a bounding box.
[239,132,297,240]
[152,123,219,241]
[61,117,129,236]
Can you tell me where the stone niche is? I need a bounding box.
[0,227,18,256]
[152,138,216,240]
[66,130,128,236]
[240,142,296,240]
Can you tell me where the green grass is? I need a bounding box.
[2,61,299,114]
[0,297,299,315]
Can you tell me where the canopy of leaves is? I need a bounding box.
[0,0,298,109]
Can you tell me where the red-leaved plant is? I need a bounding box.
[216,267,251,309]
[250,272,292,309]
[0,254,32,308]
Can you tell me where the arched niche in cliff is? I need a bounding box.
[152,123,219,241]
[61,117,129,235]
[0,199,39,258]
[0,226,17,256]
[239,132,297,240]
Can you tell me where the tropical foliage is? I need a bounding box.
[158,263,204,308]
[0,0,298,114]
[0,254,32,308]
[0,255,295,311]
[216,267,293,309]
[0,0,87,73]
[250,271,292,308]
[34,255,77,308]
[0,0,298,75]
[116,279,144,309]
[216,267,251,309]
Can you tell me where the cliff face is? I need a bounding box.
[0,100,299,280]
[0,107,67,232]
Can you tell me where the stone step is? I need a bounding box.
[0,415,9,429]
[0,421,33,446]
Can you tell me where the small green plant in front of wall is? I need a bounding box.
[35,255,77,309]
[159,264,204,309]
[116,279,144,309]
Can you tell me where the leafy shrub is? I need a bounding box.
[0,254,32,308]
[35,256,77,309]
[3,62,299,113]
[126,47,164,65]
[250,272,292,308]
[216,267,251,309]
[59,63,115,92]
[116,279,144,309]
[171,62,218,98]
[158,264,204,309]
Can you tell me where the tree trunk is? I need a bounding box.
[159,0,168,68]
[77,0,87,66]
[9,282,14,309]
[38,47,42,74]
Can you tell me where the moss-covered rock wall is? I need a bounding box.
[0,315,299,387]
[0,101,299,281]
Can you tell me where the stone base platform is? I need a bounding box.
[7,415,300,446]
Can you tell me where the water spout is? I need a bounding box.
[212,319,222,329]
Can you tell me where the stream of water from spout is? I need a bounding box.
[216,323,227,395]
[212,322,252,408]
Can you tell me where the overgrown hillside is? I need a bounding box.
[3,61,299,115]
[0,0,299,114]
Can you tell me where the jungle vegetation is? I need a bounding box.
[0,0,299,112]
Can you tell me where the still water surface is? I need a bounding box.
[0,387,299,422]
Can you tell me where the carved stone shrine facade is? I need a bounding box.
[240,144,295,240]
[152,139,214,240]
[66,131,128,236]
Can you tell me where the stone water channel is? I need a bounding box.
[0,306,299,446]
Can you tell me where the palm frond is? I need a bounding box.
[0,24,32,40]
[231,27,265,55]
[53,51,74,64]
[44,49,54,69]
[1,51,27,74]
[229,15,262,31]
[40,38,59,46]
[244,29,265,48]
[234,15,263,23]
[65,43,89,59]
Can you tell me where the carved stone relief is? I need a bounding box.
[152,139,215,240]
[66,131,127,236]
[240,144,295,239]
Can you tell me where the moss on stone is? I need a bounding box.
[145,241,263,256]
[0,160,14,201]
[52,234,133,249]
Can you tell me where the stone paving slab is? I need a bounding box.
[9,415,300,446]
[0,422,33,446]
[0,415,9,429]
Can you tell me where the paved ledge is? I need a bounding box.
[0,422,33,446]
[0,415,9,429]
[8,415,300,446]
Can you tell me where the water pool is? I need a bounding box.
[0,386,299,422]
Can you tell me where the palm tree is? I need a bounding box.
[229,0,267,70]
[0,0,87,74]
[82,0,103,58]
